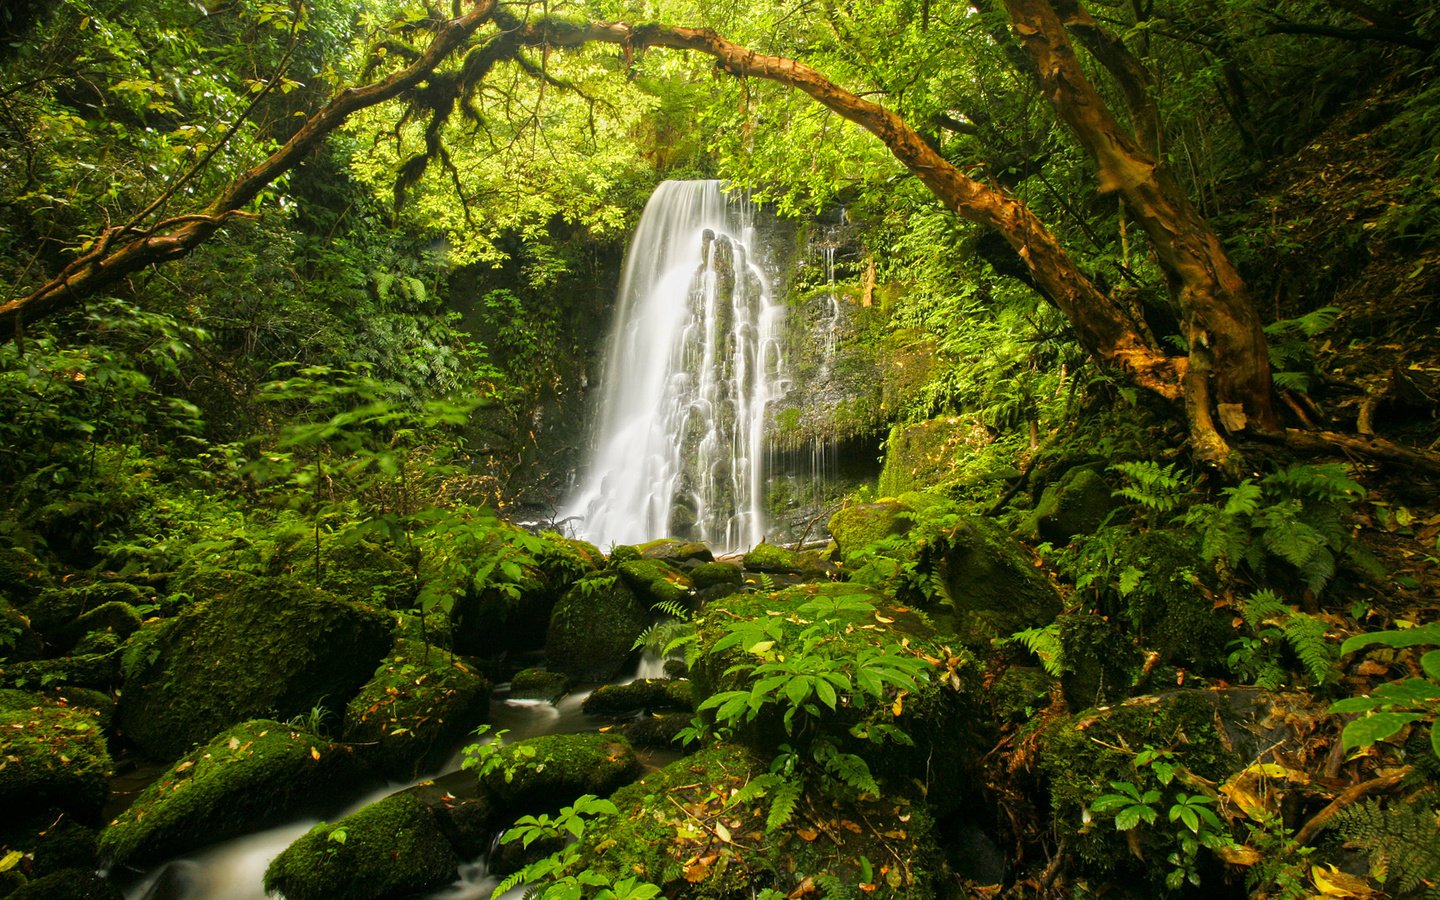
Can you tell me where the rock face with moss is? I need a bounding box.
[341,638,491,779]
[1020,463,1117,544]
[0,690,112,823]
[451,529,597,659]
[615,558,694,607]
[264,792,460,900]
[740,543,831,578]
[508,667,570,702]
[544,575,647,681]
[115,576,392,759]
[581,678,693,717]
[99,719,367,868]
[565,744,945,898]
[827,501,912,557]
[931,514,1063,646]
[481,732,641,812]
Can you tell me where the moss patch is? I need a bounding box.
[508,667,570,702]
[616,558,694,607]
[827,502,912,557]
[689,562,743,591]
[115,576,392,759]
[0,691,112,821]
[264,792,458,900]
[482,732,641,812]
[544,575,646,682]
[342,637,491,779]
[99,719,366,868]
[581,678,693,717]
[740,543,829,578]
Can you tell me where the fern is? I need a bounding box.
[1336,795,1440,898]
[1009,623,1063,677]
[1237,590,1335,686]
[1110,461,1188,513]
[766,778,802,831]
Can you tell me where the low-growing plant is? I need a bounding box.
[1330,622,1440,760]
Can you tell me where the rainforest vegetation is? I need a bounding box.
[2,0,1440,897]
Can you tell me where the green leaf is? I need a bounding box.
[1341,711,1425,751]
[1422,650,1440,681]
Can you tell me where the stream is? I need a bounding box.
[115,656,674,900]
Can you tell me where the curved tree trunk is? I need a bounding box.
[1002,0,1282,468]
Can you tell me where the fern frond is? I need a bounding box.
[1337,796,1440,897]
[652,599,691,620]
[1010,624,1063,677]
[766,778,802,831]
[1282,614,1334,686]
[1110,461,1188,512]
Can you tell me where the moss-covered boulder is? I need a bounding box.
[0,690,112,821]
[827,501,912,558]
[1037,689,1316,888]
[581,679,693,717]
[450,530,596,660]
[342,638,491,779]
[0,649,121,692]
[8,868,122,900]
[281,538,417,609]
[508,667,570,702]
[1021,464,1118,544]
[0,546,50,604]
[481,732,641,812]
[876,416,980,496]
[544,575,646,682]
[99,719,367,868]
[692,583,983,809]
[689,561,744,591]
[564,744,944,898]
[932,514,1063,646]
[1057,609,1143,709]
[636,539,714,565]
[51,600,142,653]
[741,542,831,578]
[264,792,459,900]
[616,558,693,607]
[115,576,392,759]
[18,582,151,644]
[1113,530,1232,674]
[0,596,43,661]
[4,819,101,883]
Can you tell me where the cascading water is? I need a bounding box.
[561,181,785,554]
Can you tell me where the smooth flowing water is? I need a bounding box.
[561,181,785,554]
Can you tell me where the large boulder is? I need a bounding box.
[341,638,491,779]
[932,513,1064,645]
[0,690,112,824]
[827,501,912,557]
[635,539,714,565]
[115,576,392,759]
[581,679,693,717]
[544,575,647,682]
[480,732,641,813]
[1021,464,1118,544]
[562,744,945,899]
[99,719,367,868]
[264,792,460,900]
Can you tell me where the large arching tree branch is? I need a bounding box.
[509,16,1182,406]
[0,0,499,340]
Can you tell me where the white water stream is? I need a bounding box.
[561,180,785,554]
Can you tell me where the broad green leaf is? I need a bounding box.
[1341,711,1424,751]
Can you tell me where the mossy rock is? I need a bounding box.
[827,501,913,558]
[616,558,694,607]
[0,546,50,604]
[19,582,151,642]
[165,565,253,606]
[8,868,122,900]
[13,819,100,880]
[565,744,944,898]
[276,537,417,609]
[0,691,112,821]
[740,542,830,578]
[0,596,43,662]
[607,544,643,563]
[509,667,570,702]
[616,712,691,748]
[1114,530,1232,674]
[99,719,367,868]
[341,637,491,779]
[0,648,121,692]
[264,792,459,900]
[1037,689,1276,886]
[689,562,744,591]
[1057,609,1143,709]
[51,601,142,653]
[932,513,1064,646]
[581,679,694,717]
[1022,464,1118,544]
[544,575,647,682]
[392,608,454,650]
[876,416,977,496]
[987,665,1055,726]
[636,539,714,565]
[692,583,984,809]
[115,576,392,759]
[481,732,641,812]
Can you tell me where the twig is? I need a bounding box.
[1295,766,1413,845]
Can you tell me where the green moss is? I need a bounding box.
[264,793,458,900]
[0,547,49,604]
[278,537,417,609]
[1116,530,1231,674]
[608,545,643,563]
[481,732,640,811]
[1020,464,1117,544]
[569,744,944,898]
[616,558,693,606]
[740,543,828,577]
[1038,691,1240,885]
[876,417,979,496]
[53,600,142,652]
[8,868,121,900]
[932,513,1064,647]
[0,694,111,820]
[544,576,646,682]
[115,576,392,759]
[0,596,42,662]
[0,648,122,692]
[99,719,366,868]
[689,562,744,591]
[827,502,911,557]
[508,667,570,702]
[341,637,491,779]
[987,666,1055,726]
[1057,610,1142,709]
[636,539,714,564]
[21,582,151,639]
[581,678,693,717]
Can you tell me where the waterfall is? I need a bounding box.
[561,180,785,554]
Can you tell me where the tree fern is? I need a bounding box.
[1336,796,1440,898]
